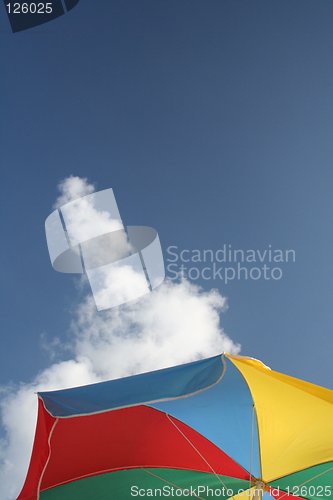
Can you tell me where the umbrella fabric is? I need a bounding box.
[18,353,333,500]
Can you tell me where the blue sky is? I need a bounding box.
[1,0,333,389]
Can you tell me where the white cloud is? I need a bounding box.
[86,260,149,311]
[62,196,123,246]
[0,177,240,499]
[53,175,95,209]
[73,279,238,379]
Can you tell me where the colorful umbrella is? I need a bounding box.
[18,353,333,500]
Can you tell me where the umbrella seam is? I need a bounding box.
[226,355,263,481]
[39,467,236,493]
[267,459,333,483]
[142,467,205,500]
[165,412,231,491]
[268,462,333,496]
[36,417,58,500]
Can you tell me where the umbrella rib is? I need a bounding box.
[165,412,232,491]
[141,467,205,499]
[249,404,256,488]
[275,464,333,500]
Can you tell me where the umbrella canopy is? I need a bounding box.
[18,353,333,500]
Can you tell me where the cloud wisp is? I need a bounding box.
[0,176,240,499]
